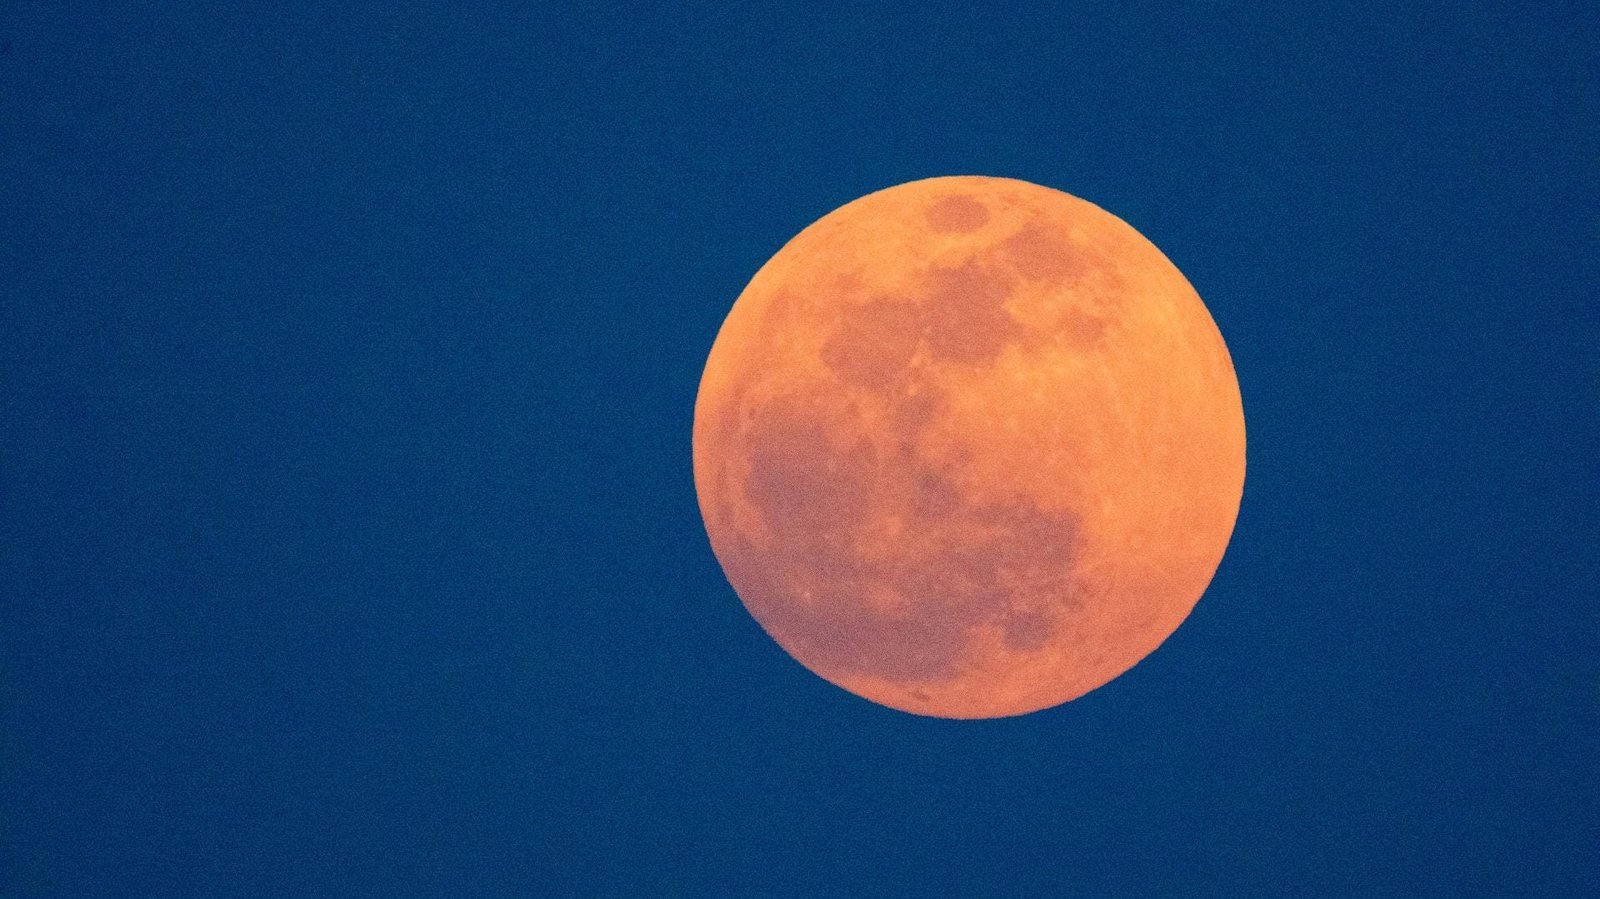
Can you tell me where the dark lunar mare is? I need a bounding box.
[728,254,1086,685]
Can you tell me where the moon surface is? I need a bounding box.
[693,176,1245,718]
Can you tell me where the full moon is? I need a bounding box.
[693,176,1245,718]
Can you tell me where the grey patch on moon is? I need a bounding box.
[817,262,1029,393]
[728,385,1085,686]
[921,262,1022,366]
[1002,223,1088,283]
[1002,610,1054,652]
[818,298,922,391]
[924,194,991,233]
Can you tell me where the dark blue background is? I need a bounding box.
[3,2,1595,895]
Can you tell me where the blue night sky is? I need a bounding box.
[2,2,1595,896]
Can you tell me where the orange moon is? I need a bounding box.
[693,176,1245,718]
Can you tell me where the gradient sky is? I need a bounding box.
[2,2,1596,896]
